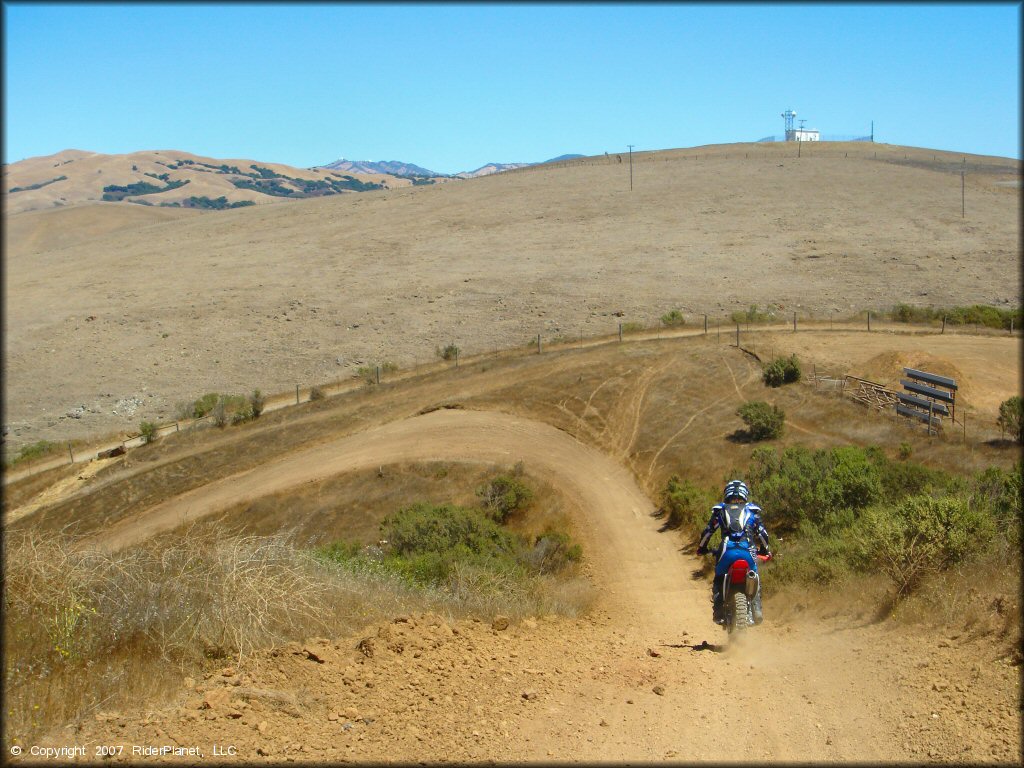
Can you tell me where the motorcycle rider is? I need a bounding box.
[696,480,772,625]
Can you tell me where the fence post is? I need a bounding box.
[618,323,623,342]
[296,385,299,404]
[537,334,542,354]
[927,401,934,437]
[580,330,584,349]
[376,365,381,383]
[175,421,179,432]
[704,314,708,335]
[941,316,946,334]
[1011,318,1014,334]
[68,442,74,464]
[793,312,797,332]
[736,324,740,347]
[867,312,871,332]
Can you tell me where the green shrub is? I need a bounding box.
[380,503,526,584]
[888,303,1022,329]
[746,445,886,532]
[768,524,864,586]
[853,494,995,598]
[620,322,645,333]
[944,304,1022,330]
[898,441,913,460]
[355,363,397,385]
[997,395,1023,442]
[736,401,785,441]
[661,475,715,531]
[6,440,62,467]
[438,344,460,361]
[355,366,377,385]
[876,457,961,503]
[477,475,533,523]
[139,421,157,444]
[249,389,265,419]
[970,463,1022,545]
[524,531,582,574]
[660,310,686,327]
[191,393,222,419]
[730,304,775,325]
[211,398,228,429]
[763,355,801,387]
[189,392,249,425]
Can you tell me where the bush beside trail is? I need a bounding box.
[736,401,785,441]
[763,355,801,387]
[667,446,1020,604]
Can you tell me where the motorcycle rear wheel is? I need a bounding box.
[728,592,748,634]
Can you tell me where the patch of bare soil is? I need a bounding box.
[40,573,1021,764]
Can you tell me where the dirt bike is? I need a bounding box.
[707,550,772,634]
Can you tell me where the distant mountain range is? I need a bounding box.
[318,154,586,179]
[319,159,439,178]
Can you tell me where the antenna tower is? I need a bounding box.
[782,109,796,136]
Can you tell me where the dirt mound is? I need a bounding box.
[855,350,968,395]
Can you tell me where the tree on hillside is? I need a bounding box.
[997,396,1023,442]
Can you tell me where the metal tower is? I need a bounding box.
[782,109,797,136]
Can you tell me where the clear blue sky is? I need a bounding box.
[3,2,1020,174]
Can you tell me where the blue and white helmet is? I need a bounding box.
[723,480,749,502]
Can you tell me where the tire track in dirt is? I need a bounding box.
[644,353,757,480]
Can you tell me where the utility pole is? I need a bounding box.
[627,144,634,191]
[961,171,965,218]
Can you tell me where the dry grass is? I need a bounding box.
[2,516,593,748]
[766,550,1021,660]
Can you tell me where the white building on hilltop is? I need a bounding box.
[782,109,820,141]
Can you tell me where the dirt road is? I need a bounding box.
[70,408,1018,763]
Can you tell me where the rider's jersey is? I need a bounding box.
[698,501,771,556]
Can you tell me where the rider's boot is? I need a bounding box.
[752,590,764,624]
[712,587,725,624]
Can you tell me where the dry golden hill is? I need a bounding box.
[3,141,1020,452]
[2,148,409,215]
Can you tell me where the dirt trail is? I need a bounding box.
[68,407,1019,763]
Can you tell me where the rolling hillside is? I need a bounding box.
[3,140,1020,451]
[2,149,407,215]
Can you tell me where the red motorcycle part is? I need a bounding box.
[728,559,750,584]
